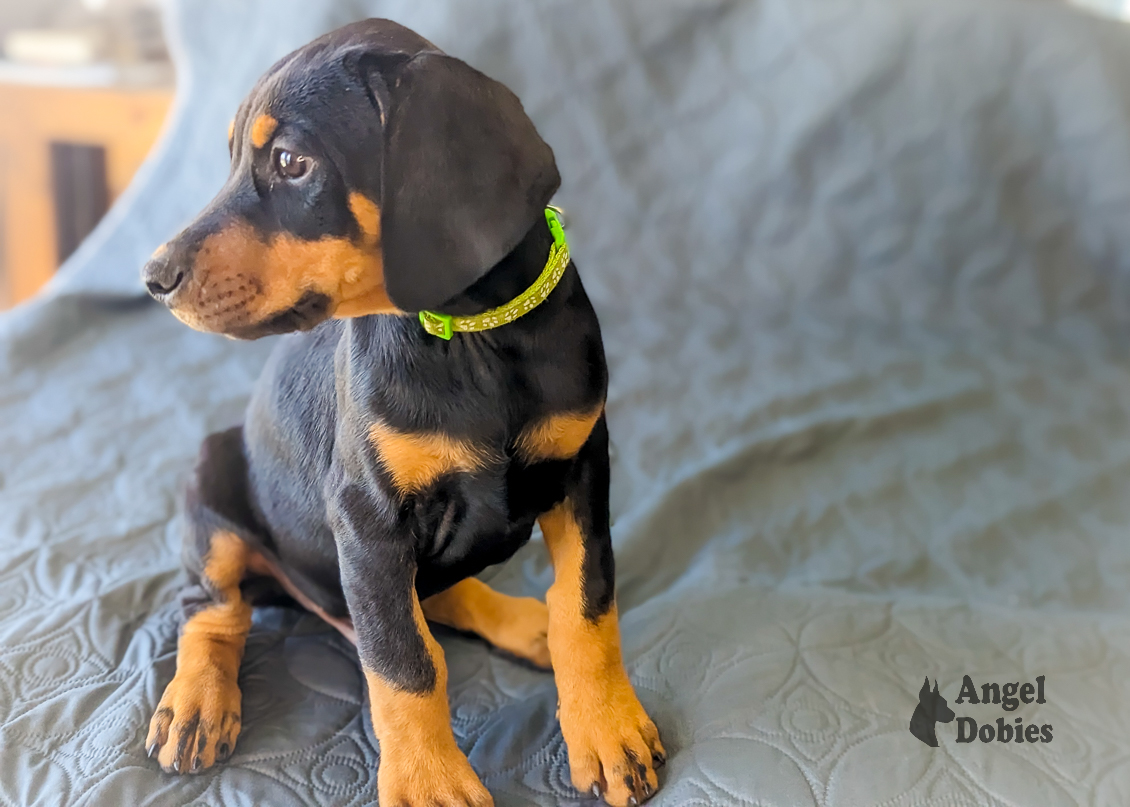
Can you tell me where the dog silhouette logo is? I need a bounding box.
[909,677,955,747]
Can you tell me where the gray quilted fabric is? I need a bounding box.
[4,0,1130,804]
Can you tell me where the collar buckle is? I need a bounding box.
[418,310,454,340]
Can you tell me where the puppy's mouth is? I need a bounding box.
[222,291,333,340]
[164,282,334,341]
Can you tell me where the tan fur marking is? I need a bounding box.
[369,422,497,495]
[422,578,551,668]
[331,285,399,318]
[348,192,381,245]
[246,551,357,644]
[364,591,492,806]
[539,503,664,807]
[147,531,251,773]
[516,405,603,463]
[250,114,277,149]
[227,119,235,143]
[170,219,398,333]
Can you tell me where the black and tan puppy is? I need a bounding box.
[140,18,663,807]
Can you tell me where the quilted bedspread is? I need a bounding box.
[4,0,1130,804]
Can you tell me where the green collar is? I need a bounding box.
[418,207,569,340]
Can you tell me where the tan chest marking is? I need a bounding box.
[516,405,603,463]
[370,422,497,495]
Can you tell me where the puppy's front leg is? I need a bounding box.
[332,496,492,807]
[540,417,665,807]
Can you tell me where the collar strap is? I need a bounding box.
[418,207,569,340]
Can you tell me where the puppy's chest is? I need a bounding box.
[364,403,599,580]
[352,332,604,501]
[365,402,602,500]
[359,391,601,575]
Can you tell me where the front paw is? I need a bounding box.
[378,744,493,807]
[560,688,665,807]
[146,666,241,774]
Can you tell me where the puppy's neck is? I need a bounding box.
[439,217,556,316]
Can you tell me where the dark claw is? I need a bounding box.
[643,781,655,797]
[218,743,230,760]
[147,743,158,759]
[191,756,202,772]
[591,784,601,798]
[653,751,666,768]
[172,758,181,773]
[628,797,638,807]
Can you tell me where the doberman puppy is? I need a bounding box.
[140,18,663,807]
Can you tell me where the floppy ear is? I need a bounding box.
[368,52,560,312]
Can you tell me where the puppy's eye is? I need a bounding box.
[273,149,310,179]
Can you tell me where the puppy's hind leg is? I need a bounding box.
[422,578,551,669]
[147,427,255,774]
[148,530,249,773]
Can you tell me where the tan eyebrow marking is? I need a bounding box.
[227,119,235,142]
[250,114,278,149]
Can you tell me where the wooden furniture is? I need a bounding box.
[0,71,172,306]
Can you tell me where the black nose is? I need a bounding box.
[143,253,185,298]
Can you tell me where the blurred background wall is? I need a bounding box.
[1082,0,1130,16]
[0,0,171,309]
[0,0,1126,311]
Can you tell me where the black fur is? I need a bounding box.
[374,49,562,312]
[145,19,613,696]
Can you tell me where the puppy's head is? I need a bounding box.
[142,19,559,339]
